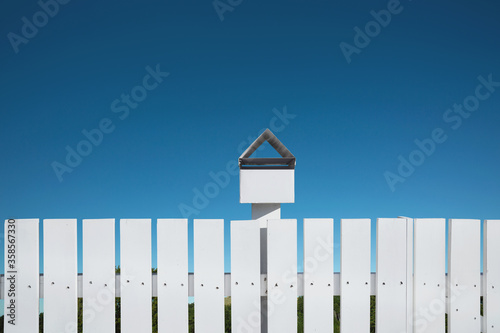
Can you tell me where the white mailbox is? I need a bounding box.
[239,129,295,203]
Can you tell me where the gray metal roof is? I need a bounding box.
[239,129,295,169]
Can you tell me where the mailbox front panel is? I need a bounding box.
[240,169,294,203]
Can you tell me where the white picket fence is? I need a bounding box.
[2,218,499,333]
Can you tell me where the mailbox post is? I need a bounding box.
[239,128,295,332]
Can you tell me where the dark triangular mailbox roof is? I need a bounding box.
[239,129,295,169]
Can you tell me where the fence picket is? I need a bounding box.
[157,219,188,333]
[376,218,407,333]
[413,218,446,333]
[120,219,152,333]
[194,219,225,333]
[448,219,481,332]
[44,219,78,333]
[83,219,116,333]
[340,218,371,333]
[267,219,297,333]
[303,218,334,333]
[485,220,500,333]
[231,220,261,333]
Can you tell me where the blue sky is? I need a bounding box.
[0,0,499,303]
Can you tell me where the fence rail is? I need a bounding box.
[0,272,492,298]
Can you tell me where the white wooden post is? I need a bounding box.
[252,202,281,302]
[400,216,414,333]
[239,128,296,333]
[252,202,280,333]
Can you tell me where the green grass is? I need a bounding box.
[0,295,483,332]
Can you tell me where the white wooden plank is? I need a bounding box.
[303,218,334,333]
[4,219,39,333]
[413,218,446,333]
[231,220,261,333]
[44,219,78,333]
[120,219,152,333]
[157,219,188,333]
[340,218,371,333]
[194,219,225,333]
[404,217,414,333]
[448,219,481,333]
[83,219,115,333]
[376,218,407,333]
[267,219,297,333]
[484,220,500,332]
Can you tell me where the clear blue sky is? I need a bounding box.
[1,0,499,281]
